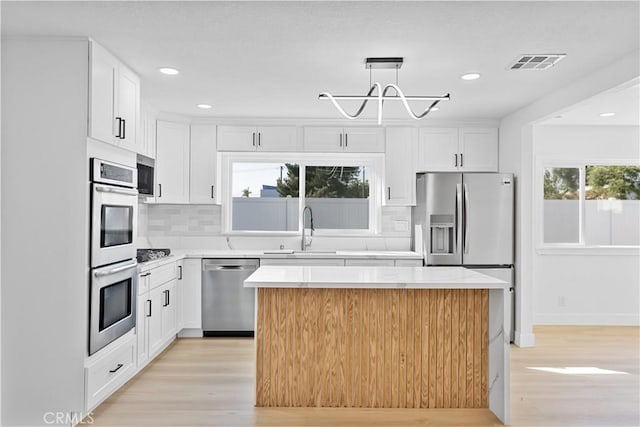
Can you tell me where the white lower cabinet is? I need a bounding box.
[85,331,136,411]
[137,261,179,371]
[178,258,203,336]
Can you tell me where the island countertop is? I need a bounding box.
[244,265,508,289]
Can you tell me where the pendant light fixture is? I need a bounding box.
[319,57,450,125]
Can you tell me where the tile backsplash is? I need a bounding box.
[138,203,413,250]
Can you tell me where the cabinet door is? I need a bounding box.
[303,127,343,152]
[116,63,140,152]
[161,281,178,340]
[417,128,459,172]
[343,127,385,153]
[384,128,416,206]
[136,294,149,368]
[190,124,217,204]
[139,103,156,158]
[459,128,498,172]
[148,285,165,357]
[89,42,118,145]
[256,126,299,152]
[156,121,190,203]
[217,126,257,151]
[179,258,202,331]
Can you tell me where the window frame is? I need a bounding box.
[536,156,640,253]
[220,152,383,236]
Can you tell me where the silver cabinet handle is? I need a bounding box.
[158,183,162,198]
[94,185,138,196]
[211,185,215,199]
[258,132,261,147]
[94,261,138,277]
[463,183,469,254]
[178,265,183,280]
[339,133,343,147]
[252,132,256,147]
[140,272,151,277]
[345,133,348,148]
[146,299,152,317]
[115,117,122,139]
[121,119,126,140]
[460,153,464,167]
[454,153,458,167]
[387,187,391,200]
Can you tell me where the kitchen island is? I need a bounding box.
[244,266,510,424]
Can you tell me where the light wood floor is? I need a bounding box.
[90,326,639,426]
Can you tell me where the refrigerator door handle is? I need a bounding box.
[455,183,461,255]
[463,183,470,254]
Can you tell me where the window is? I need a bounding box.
[231,162,299,232]
[540,163,640,247]
[304,165,369,230]
[223,154,381,234]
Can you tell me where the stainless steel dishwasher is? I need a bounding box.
[202,258,259,337]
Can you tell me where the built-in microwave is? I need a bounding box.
[137,154,154,196]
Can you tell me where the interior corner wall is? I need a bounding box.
[498,49,640,347]
[532,125,640,325]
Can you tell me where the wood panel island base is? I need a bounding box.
[245,266,510,424]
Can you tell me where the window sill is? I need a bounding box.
[536,246,640,256]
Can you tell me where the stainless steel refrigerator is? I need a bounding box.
[413,172,515,341]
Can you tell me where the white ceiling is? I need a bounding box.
[2,1,639,122]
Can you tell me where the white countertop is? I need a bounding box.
[244,266,508,289]
[175,249,422,260]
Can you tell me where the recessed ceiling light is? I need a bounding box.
[159,67,180,75]
[460,73,481,81]
[599,112,616,117]
[196,104,213,110]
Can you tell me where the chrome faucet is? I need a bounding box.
[301,205,314,250]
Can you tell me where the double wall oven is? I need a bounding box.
[89,158,138,355]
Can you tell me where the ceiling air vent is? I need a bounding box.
[508,54,566,70]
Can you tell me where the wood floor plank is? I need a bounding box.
[308,289,317,407]
[256,289,264,405]
[374,289,384,407]
[436,289,444,408]
[458,288,467,409]
[405,289,414,408]
[391,288,399,408]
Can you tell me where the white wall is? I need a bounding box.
[532,125,639,325]
[1,38,88,426]
[499,49,640,346]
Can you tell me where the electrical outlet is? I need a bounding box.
[558,296,566,307]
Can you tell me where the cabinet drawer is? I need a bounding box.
[85,335,136,410]
[394,259,423,267]
[148,262,177,290]
[344,259,395,266]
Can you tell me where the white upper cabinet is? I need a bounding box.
[138,102,157,158]
[217,126,298,151]
[417,127,498,172]
[155,121,190,204]
[458,128,498,172]
[384,128,417,206]
[89,41,140,151]
[303,127,385,153]
[189,124,218,204]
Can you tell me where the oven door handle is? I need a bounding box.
[94,185,138,196]
[94,261,138,277]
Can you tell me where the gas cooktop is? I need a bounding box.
[136,248,171,263]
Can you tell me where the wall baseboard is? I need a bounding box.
[534,313,640,326]
[514,330,536,347]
